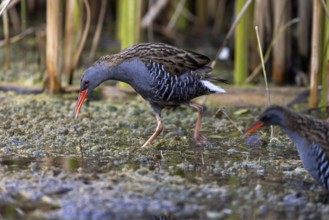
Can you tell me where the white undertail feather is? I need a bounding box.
[201,80,226,93]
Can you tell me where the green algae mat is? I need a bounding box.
[0,91,328,219]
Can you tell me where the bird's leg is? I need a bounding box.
[142,113,163,148]
[189,103,207,144]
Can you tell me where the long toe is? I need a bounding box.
[141,141,152,148]
[195,134,212,147]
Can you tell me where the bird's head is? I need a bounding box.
[74,65,109,119]
[243,105,286,137]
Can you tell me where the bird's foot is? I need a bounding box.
[141,140,152,148]
[194,134,211,146]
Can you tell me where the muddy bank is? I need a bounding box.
[0,90,328,219]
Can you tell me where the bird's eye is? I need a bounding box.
[84,80,90,86]
[261,115,270,121]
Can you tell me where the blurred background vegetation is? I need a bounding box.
[0,0,328,108]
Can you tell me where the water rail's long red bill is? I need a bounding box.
[243,121,264,138]
[75,90,88,119]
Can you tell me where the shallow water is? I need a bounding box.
[0,91,328,219]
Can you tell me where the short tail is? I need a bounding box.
[201,80,226,93]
